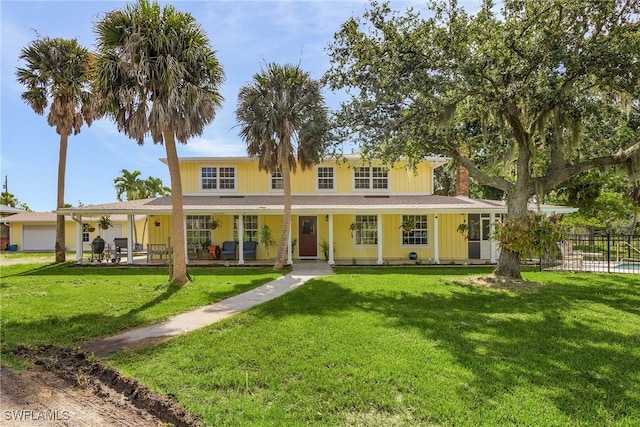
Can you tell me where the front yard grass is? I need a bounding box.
[108,267,640,426]
[0,262,284,366]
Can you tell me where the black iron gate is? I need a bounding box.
[540,234,640,274]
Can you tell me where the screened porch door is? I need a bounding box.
[298,216,318,258]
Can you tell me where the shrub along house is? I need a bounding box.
[56,155,576,265]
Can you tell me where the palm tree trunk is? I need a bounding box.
[274,159,292,269]
[55,134,68,263]
[163,130,188,284]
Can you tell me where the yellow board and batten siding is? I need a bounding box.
[158,158,446,262]
[179,159,434,195]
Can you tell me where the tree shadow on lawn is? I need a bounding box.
[2,267,274,360]
[252,273,640,423]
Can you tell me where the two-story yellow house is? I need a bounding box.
[57,155,576,265]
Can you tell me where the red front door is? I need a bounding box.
[298,216,317,257]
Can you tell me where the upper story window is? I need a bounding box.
[201,167,236,190]
[354,166,388,190]
[401,215,428,246]
[270,169,283,190]
[317,167,334,190]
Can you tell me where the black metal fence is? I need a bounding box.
[540,234,640,274]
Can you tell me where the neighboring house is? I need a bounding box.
[56,155,576,265]
[0,205,26,250]
[1,212,146,253]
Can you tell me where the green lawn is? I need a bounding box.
[2,263,639,425]
[0,262,284,365]
[107,267,640,426]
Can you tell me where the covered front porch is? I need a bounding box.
[58,195,575,267]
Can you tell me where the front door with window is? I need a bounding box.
[298,216,317,257]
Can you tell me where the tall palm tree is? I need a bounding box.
[16,37,96,262]
[236,63,329,269]
[94,0,224,284]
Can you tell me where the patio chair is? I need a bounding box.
[243,240,257,261]
[220,241,237,260]
[558,242,583,270]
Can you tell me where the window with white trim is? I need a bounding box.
[317,167,334,190]
[186,215,212,245]
[401,215,428,246]
[354,166,388,190]
[201,167,236,190]
[82,223,90,243]
[234,215,259,241]
[270,169,283,190]
[354,215,378,245]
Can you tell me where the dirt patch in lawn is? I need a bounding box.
[4,345,201,426]
[460,274,545,292]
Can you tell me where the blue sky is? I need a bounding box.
[1,0,477,212]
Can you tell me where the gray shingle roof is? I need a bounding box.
[54,195,576,215]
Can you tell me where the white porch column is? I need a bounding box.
[75,217,83,263]
[377,214,383,265]
[287,216,293,265]
[433,214,440,264]
[127,214,134,264]
[183,215,188,265]
[238,214,245,265]
[328,214,335,265]
[490,212,497,263]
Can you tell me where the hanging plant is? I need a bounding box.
[98,215,113,230]
[210,217,222,230]
[399,218,415,232]
[456,223,469,239]
[349,222,362,237]
[83,223,96,233]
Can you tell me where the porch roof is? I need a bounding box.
[55,195,577,216]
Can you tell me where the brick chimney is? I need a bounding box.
[455,164,469,197]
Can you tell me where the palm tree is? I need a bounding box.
[114,169,144,202]
[139,176,171,248]
[143,176,171,198]
[236,63,329,269]
[113,169,145,245]
[16,37,96,262]
[94,0,224,284]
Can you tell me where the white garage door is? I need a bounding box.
[23,225,56,251]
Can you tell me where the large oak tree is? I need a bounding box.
[325,0,640,279]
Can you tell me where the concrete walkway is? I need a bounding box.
[83,262,334,357]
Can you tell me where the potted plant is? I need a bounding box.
[319,239,335,260]
[260,225,276,256]
[399,218,415,232]
[98,215,113,230]
[210,217,222,230]
[83,223,96,233]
